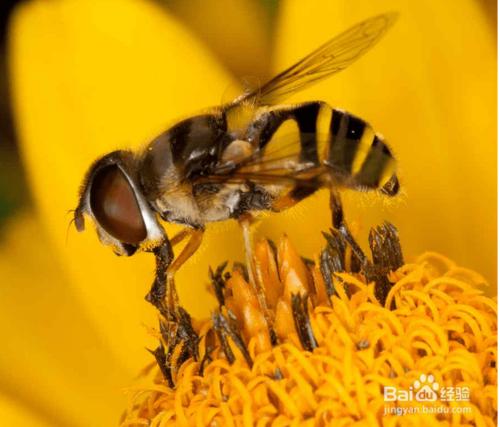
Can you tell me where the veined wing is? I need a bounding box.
[195,131,324,188]
[196,127,398,196]
[237,13,397,106]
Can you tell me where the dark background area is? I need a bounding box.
[0,0,29,230]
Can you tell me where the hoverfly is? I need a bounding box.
[74,13,399,318]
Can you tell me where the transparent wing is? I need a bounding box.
[239,12,397,106]
[196,133,324,187]
[197,129,398,195]
[194,170,322,187]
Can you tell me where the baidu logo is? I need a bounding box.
[384,373,469,403]
[413,374,440,401]
[383,373,472,416]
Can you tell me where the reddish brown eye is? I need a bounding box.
[90,165,147,244]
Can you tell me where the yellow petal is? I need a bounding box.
[9,0,242,374]
[167,0,273,79]
[259,0,496,285]
[0,393,52,427]
[0,214,128,427]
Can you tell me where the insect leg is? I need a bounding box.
[169,228,192,246]
[329,188,344,230]
[146,238,174,315]
[239,215,257,286]
[164,228,204,314]
[238,215,275,333]
[146,228,204,318]
[329,188,368,265]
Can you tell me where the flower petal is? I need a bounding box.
[260,0,496,284]
[0,214,129,427]
[167,0,273,79]
[9,0,243,373]
[0,394,52,427]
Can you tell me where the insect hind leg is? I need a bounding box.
[329,188,367,265]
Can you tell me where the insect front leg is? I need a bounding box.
[146,228,204,318]
[146,238,174,315]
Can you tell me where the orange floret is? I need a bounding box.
[121,227,497,427]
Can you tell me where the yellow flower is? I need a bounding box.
[121,229,497,426]
[4,0,496,425]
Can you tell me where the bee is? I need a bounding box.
[74,13,399,318]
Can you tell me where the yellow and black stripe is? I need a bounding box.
[326,107,399,195]
[248,102,399,200]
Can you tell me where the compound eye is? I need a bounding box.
[90,165,147,244]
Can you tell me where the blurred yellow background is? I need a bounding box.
[0,0,496,425]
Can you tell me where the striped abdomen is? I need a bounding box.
[323,106,399,196]
[250,102,399,197]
